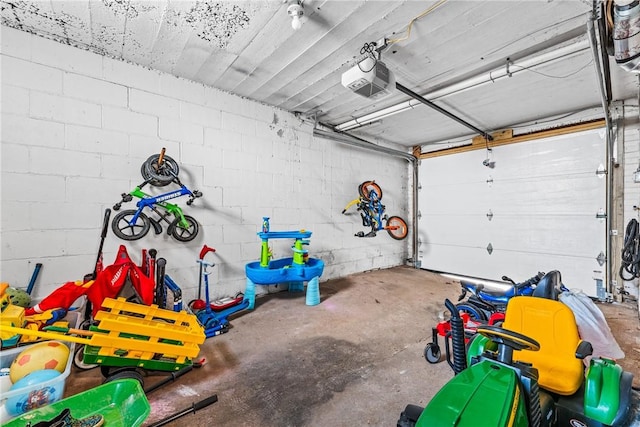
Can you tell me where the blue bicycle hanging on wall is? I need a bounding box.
[112,148,203,242]
[342,180,408,240]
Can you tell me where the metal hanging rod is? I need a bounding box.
[394,82,493,142]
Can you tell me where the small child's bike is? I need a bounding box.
[342,180,408,240]
[112,149,202,242]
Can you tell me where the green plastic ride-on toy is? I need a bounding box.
[399,285,639,427]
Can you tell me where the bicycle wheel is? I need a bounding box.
[358,180,383,201]
[112,209,150,240]
[386,216,408,240]
[168,215,199,242]
[142,153,179,185]
[455,302,487,321]
[140,163,171,187]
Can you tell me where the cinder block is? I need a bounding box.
[130,89,180,118]
[210,168,243,189]
[30,147,101,177]
[64,73,127,108]
[206,88,247,116]
[1,84,29,115]
[2,56,63,93]
[254,103,283,125]
[204,128,241,151]
[1,143,29,173]
[180,101,221,128]
[222,223,257,244]
[66,124,129,155]
[103,56,161,93]
[221,184,252,207]
[241,134,273,156]
[31,35,102,78]
[101,154,136,181]
[222,149,256,171]
[30,202,96,230]
[256,155,287,175]
[129,135,180,160]
[158,117,203,145]
[67,176,123,203]
[222,111,256,136]
[1,26,31,60]
[30,91,101,127]
[2,172,65,202]
[0,230,63,259]
[272,207,304,225]
[159,74,205,104]
[1,201,29,232]
[103,106,157,136]
[182,143,222,170]
[1,113,65,147]
[66,228,108,254]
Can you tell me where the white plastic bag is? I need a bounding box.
[559,290,625,360]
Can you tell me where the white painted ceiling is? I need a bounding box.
[1,0,637,149]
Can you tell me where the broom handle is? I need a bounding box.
[1,324,92,345]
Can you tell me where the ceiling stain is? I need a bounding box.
[181,1,251,49]
[102,0,139,19]
[2,0,253,56]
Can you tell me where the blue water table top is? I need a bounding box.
[258,231,312,240]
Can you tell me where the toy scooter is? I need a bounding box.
[192,245,250,338]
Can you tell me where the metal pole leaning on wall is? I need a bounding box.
[313,128,419,268]
[588,11,614,297]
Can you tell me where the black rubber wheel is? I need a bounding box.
[102,368,144,387]
[168,215,199,242]
[143,154,179,185]
[424,343,441,364]
[386,216,408,240]
[397,404,424,427]
[140,163,171,187]
[73,345,99,370]
[112,209,150,240]
[358,181,383,201]
[456,302,487,321]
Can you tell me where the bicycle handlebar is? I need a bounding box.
[199,244,215,260]
[514,271,545,289]
[186,190,203,206]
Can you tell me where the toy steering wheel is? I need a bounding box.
[476,325,540,352]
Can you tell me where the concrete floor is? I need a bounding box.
[64,266,640,426]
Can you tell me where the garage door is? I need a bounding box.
[418,128,607,297]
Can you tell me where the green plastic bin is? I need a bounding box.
[3,379,150,427]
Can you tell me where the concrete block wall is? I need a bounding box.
[1,26,411,304]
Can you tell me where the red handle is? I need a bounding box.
[199,245,216,260]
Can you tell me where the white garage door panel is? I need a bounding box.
[421,182,491,214]
[425,244,603,291]
[490,216,604,257]
[418,129,606,297]
[489,177,604,214]
[421,214,490,246]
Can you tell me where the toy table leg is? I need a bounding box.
[305,276,320,306]
[244,278,256,310]
[288,281,304,292]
